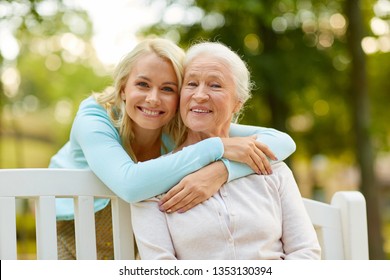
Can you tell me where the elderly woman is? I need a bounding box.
[130,42,321,260]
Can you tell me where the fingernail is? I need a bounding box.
[166,209,172,213]
[159,206,164,212]
[178,209,184,214]
[158,201,162,206]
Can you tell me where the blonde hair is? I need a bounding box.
[93,38,186,161]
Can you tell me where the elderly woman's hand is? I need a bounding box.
[158,161,228,213]
[221,135,277,175]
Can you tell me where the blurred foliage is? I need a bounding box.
[0,0,111,166]
[16,199,37,259]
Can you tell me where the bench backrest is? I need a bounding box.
[303,191,369,259]
[0,169,369,260]
[0,169,134,260]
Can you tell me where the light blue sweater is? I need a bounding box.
[50,96,296,220]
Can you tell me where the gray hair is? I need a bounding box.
[184,42,253,121]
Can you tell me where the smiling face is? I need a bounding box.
[180,55,241,139]
[121,52,179,134]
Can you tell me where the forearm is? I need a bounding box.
[229,123,296,162]
[86,136,225,203]
[225,123,296,182]
[201,161,228,187]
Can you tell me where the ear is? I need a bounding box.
[121,92,126,101]
[233,101,242,114]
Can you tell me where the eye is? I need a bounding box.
[210,83,221,88]
[136,81,149,88]
[187,81,198,87]
[161,86,176,93]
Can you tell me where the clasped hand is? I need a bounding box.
[158,135,277,213]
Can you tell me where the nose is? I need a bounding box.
[192,85,209,102]
[145,89,161,106]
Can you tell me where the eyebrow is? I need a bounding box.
[183,72,198,79]
[136,75,178,86]
[185,72,225,81]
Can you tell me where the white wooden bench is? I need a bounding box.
[0,168,369,260]
[0,169,134,260]
[303,191,369,260]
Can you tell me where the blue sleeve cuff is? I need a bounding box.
[221,158,254,182]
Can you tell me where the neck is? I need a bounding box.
[179,127,230,149]
[131,127,162,162]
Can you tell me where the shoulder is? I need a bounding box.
[271,162,296,184]
[77,96,106,115]
[71,96,119,139]
[271,161,292,174]
[262,162,295,192]
[161,133,175,153]
[73,96,113,126]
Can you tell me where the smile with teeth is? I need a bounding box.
[139,107,163,116]
[191,108,211,113]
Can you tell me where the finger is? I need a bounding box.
[247,145,268,174]
[244,153,261,174]
[159,186,187,211]
[254,148,272,175]
[158,185,182,206]
[164,192,194,213]
[177,197,204,213]
[251,153,267,175]
[255,142,277,161]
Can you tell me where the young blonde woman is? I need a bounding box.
[50,38,296,259]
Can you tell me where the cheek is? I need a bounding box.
[218,98,235,120]
[124,99,135,118]
[122,91,138,115]
[179,91,191,109]
[179,96,190,122]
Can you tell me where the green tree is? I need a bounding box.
[344,0,384,259]
[0,0,110,167]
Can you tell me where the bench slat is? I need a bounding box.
[35,196,58,259]
[74,196,97,260]
[111,197,134,260]
[0,197,17,260]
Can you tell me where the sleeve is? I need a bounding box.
[225,123,296,182]
[277,163,321,259]
[130,200,177,260]
[72,107,224,203]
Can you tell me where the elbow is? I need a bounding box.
[283,132,296,155]
[108,182,145,204]
[289,137,297,154]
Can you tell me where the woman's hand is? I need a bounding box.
[158,161,228,213]
[221,135,277,175]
